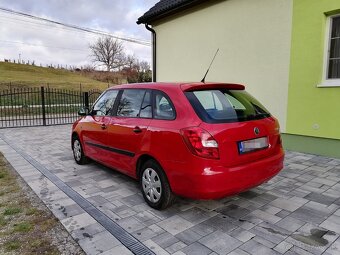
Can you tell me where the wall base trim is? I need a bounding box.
[282,133,340,159]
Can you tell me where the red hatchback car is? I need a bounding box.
[72,82,284,209]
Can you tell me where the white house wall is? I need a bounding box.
[153,0,292,131]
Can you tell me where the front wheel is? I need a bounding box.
[72,136,89,165]
[140,160,175,210]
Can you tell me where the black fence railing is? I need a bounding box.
[0,87,102,128]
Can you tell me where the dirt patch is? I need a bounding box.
[0,153,84,255]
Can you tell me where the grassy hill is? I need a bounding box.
[0,62,109,91]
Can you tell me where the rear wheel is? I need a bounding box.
[72,136,89,165]
[140,160,175,210]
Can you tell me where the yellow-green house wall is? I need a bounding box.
[149,0,340,158]
[284,0,340,157]
[153,0,293,132]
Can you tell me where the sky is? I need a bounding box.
[0,0,159,69]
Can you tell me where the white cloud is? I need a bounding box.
[0,0,158,67]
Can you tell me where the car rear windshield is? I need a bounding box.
[185,89,270,123]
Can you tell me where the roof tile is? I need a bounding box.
[137,0,205,24]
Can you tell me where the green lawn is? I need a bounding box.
[0,62,109,91]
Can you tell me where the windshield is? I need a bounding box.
[185,89,270,123]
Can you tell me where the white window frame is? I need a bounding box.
[319,14,340,87]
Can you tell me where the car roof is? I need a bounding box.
[107,82,245,92]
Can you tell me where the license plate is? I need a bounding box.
[238,137,269,154]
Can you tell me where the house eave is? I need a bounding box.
[137,0,208,25]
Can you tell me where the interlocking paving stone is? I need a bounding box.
[334,199,340,206]
[1,125,340,255]
[178,207,217,224]
[165,241,187,253]
[188,222,217,237]
[335,209,340,217]
[78,231,121,254]
[101,245,133,255]
[249,222,290,245]
[118,216,146,232]
[275,209,290,218]
[320,217,340,234]
[132,227,158,242]
[215,204,251,219]
[134,211,161,225]
[276,216,305,232]
[143,239,170,255]
[304,192,337,206]
[60,212,98,232]
[121,194,145,207]
[228,249,251,255]
[261,204,282,215]
[285,245,314,255]
[252,236,276,249]
[199,230,242,254]
[289,206,329,225]
[248,209,282,224]
[175,229,202,245]
[71,223,106,241]
[172,252,186,255]
[158,215,194,235]
[230,228,255,243]
[273,240,293,254]
[181,242,212,255]
[325,236,340,254]
[240,239,280,255]
[202,215,239,233]
[270,197,305,212]
[151,231,179,249]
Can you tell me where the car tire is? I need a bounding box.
[72,135,89,165]
[140,160,175,210]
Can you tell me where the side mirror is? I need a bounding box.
[78,107,89,116]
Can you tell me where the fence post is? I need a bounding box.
[84,92,89,108]
[41,86,46,126]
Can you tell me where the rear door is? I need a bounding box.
[104,89,152,175]
[186,89,281,166]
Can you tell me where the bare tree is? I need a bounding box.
[89,36,125,71]
[125,54,136,69]
[122,57,152,83]
[139,61,151,73]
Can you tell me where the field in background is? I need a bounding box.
[0,62,110,91]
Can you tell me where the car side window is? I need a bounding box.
[154,91,175,120]
[92,90,118,116]
[193,91,223,110]
[139,90,152,118]
[117,89,146,117]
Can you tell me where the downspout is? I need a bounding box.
[145,24,156,82]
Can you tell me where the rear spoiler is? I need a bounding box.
[181,83,245,92]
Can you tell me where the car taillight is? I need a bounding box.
[180,127,219,159]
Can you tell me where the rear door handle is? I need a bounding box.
[101,124,107,130]
[133,126,142,133]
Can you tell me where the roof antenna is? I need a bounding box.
[201,48,219,83]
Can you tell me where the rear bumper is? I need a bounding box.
[167,150,284,199]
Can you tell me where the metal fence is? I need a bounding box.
[0,87,102,128]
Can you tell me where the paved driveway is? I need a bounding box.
[0,125,340,255]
